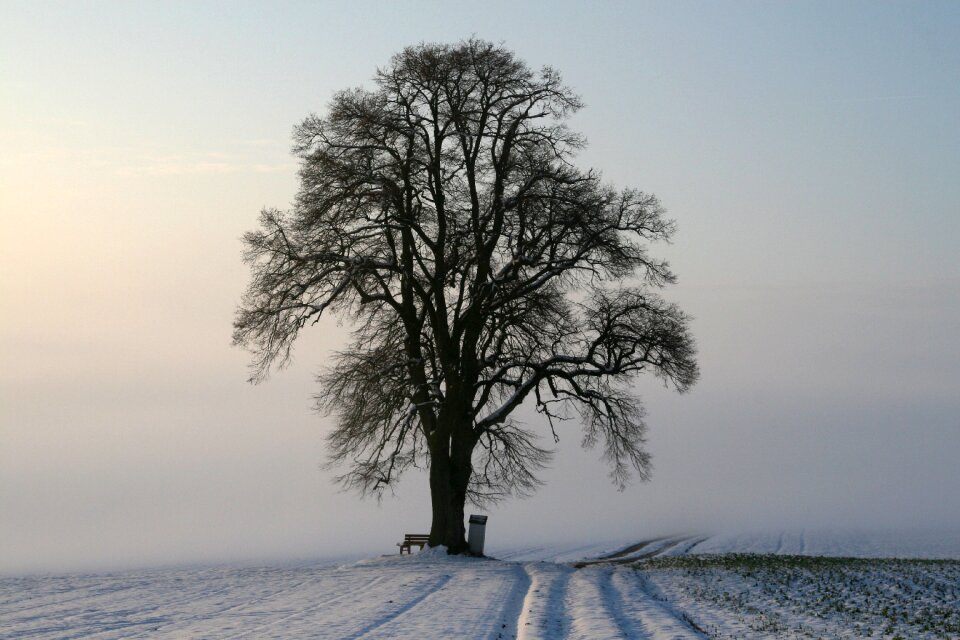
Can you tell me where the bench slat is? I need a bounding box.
[397,533,430,555]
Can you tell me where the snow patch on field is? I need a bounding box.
[3,530,959,639]
[637,554,960,639]
[691,529,960,558]
[490,540,633,563]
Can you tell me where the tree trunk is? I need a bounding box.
[427,452,467,553]
[427,427,474,554]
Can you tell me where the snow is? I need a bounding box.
[490,540,634,563]
[638,555,960,638]
[3,531,958,639]
[687,528,960,559]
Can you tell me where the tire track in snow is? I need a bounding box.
[80,569,320,640]
[346,573,452,639]
[59,571,315,639]
[110,575,321,639]
[0,571,217,622]
[537,543,608,563]
[565,566,638,639]
[613,569,707,639]
[352,563,528,639]
[660,537,709,558]
[3,577,239,640]
[596,568,639,638]
[640,537,697,560]
[683,537,708,555]
[516,563,573,640]
[501,542,610,566]
[577,536,696,568]
[219,574,387,640]
[492,564,532,640]
[0,579,147,618]
[597,537,669,561]
[14,569,326,640]
[775,532,786,555]
[492,546,549,561]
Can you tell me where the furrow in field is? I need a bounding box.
[110,574,319,639]
[84,568,394,640]
[0,577,146,617]
[1,573,239,639]
[82,567,340,640]
[218,574,387,640]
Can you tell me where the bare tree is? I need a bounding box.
[234,39,698,553]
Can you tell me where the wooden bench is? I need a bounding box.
[397,534,430,555]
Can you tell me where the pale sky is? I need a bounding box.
[2,1,959,574]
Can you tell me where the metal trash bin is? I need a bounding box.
[467,514,488,556]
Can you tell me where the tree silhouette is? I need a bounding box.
[235,39,698,553]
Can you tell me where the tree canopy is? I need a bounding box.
[234,39,698,552]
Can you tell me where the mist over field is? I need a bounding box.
[2,1,959,575]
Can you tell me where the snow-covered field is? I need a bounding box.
[4,532,959,639]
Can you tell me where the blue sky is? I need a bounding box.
[2,1,958,573]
